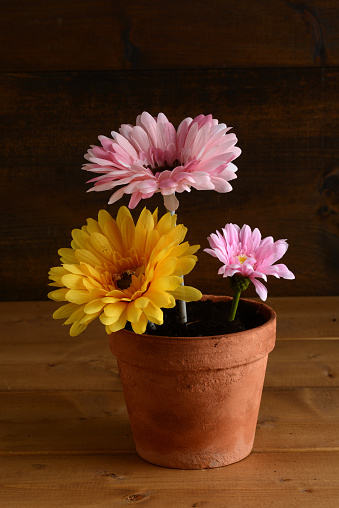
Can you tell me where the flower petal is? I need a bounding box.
[170,286,202,302]
[251,278,268,301]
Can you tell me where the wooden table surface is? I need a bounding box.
[1,297,339,507]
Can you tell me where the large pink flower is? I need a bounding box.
[204,223,295,300]
[83,112,241,211]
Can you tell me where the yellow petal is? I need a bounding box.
[154,257,178,277]
[70,321,87,336]
[171,256,197,276]
[131,313,148,334]
[84,299,106,314]
[83,277,103,291]
[158,225,186,249]
[100,314,117,325]
[58,248,77,264]
[61,274,85,290]
[80,263,102,280]
[134,224,147,256]
[79,313,100,325]
[64,305,86,325]
[89,232,115,260]
[85,217,101,234]
[136,208,155,233]
[184,244,200,256]
[105,290,125,298]
[66,290,93,304]
[151,226,187,263]
[48,288,68,302]
[48,266,68,284]
[152,208,158,225]
[133,296,149,309]
[146,289,175,309]
[169,286,202,302]
[119,213,135,250]
[165,242,190,258]
[150,275,182,292]
[143,301,163,325]
[154,211,175,235]
[98,209,112,229]
[106,311,127,332]
[144,229,160,258]
[116,206,133,224]
[104,301,127,318]
[62,264,84,275]
[103,219,124,254]
[75,249,101,266]
[126,302,143,323]
[101,297,120,303]
[168,242,199,259]
[53,303,78,320]
[71,228,90,249]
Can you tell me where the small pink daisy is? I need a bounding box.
[205,223,295,301]
[83,112,241,211]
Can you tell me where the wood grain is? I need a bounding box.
[2,69,339,299]
[1,0,338,501]
[0,388,338,453]
[2,0,338,71]
[1,299,338,391]
[2,298,338,342]
[0,298,338,506]
[1,340,338,391]
[1,452,339,508]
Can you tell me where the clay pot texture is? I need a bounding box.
[109,295,276,469]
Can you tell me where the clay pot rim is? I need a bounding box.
[118,295,276,342]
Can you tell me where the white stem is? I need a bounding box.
[168,208,187,327]
[177,280,188,325]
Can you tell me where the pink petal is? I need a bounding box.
[128,192,143,209]
[163,193,179,211]
[108,187,126,205]
[115,132,139,159]
[251,278,268,301]
[210,177,233,193]
[130,126,152,153]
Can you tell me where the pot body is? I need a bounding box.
[109,296,276,469]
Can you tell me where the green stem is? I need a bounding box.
[229,290,241,321]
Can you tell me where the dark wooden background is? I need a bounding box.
[1,0,339,301]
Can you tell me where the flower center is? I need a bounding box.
[113,270,136,290]
[146,159,180,174]
[237,254,247,264]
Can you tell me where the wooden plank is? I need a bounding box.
[2,298,338,343]
[1,69,339,300]
[1,339,338,391]
[0,388,338,453]
[0,362,121,392]
[0,299,338,391]
[0,452,338,508]
[268,297,339,340]
[266,340,339,387]
[1,0,339,70]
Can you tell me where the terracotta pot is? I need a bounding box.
[109,295,276,469]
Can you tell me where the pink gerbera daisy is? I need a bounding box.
[205,223,295,301]
[83,112,241,211]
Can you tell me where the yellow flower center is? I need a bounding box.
[238,254,247,264]
[113,269,136,290]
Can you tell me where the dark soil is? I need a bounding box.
[141,299,267,337]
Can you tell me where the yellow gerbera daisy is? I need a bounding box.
[48,206,202,336]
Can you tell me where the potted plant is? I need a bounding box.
[48,112,294,469]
